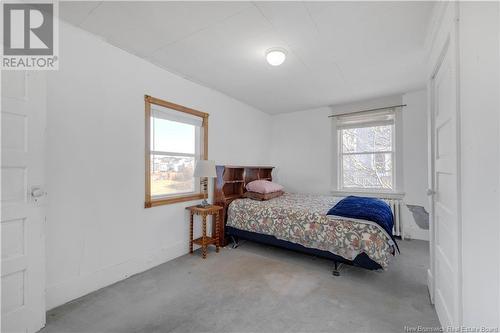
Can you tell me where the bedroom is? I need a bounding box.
[1,1,499,332]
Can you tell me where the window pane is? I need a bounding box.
[151,155,195,197]
[342,125,392,153]
[152,117,195,154]
[342,153,393,189]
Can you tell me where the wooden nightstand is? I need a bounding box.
[186,205,223,259]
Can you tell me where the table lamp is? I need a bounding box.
[194,160,216,207]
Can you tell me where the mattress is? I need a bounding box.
[227,193,395,268]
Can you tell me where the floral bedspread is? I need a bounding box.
[227,193,395,268]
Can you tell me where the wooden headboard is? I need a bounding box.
[213,165,274,246]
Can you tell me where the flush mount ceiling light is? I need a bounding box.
[265,48,287,66]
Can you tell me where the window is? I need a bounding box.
[145,95,208,208]
[337,110,396,191]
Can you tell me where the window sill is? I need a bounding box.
[330,190,405,200]
[145,193,205,208]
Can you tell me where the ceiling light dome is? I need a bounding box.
[266,48,286,66]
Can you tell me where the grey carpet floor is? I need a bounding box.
[41,239,439,333]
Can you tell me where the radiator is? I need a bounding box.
[381,198,403,239]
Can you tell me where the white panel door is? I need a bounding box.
[430,35,461,326]
[1,71,46,333]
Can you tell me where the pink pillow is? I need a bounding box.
[246,180,284,194]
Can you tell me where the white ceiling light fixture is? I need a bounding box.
[265,48,287,66]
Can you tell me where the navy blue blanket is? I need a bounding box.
[327,196,399,252]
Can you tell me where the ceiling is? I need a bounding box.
[60,1,434,114]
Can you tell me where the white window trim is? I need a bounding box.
[331,107,404,197]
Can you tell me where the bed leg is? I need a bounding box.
[230,235,239,249]
[333,261,344,276]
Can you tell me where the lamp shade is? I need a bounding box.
[193,160,216,178]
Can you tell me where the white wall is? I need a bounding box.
[45,22,271,309]
[270,92,429,240]
[269,95,402,194]
[269,106,333,194]
[458,2,500,327]
[401,90,429,240]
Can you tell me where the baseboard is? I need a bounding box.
[46,241,187,310]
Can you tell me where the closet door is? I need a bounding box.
[1,71,47,332]
[428,4,461,326]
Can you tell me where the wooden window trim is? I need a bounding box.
[145,95,209,208]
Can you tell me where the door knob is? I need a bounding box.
[31,187,44,198]
[426,189,436,196]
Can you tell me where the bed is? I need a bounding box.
[214,165,397,274]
